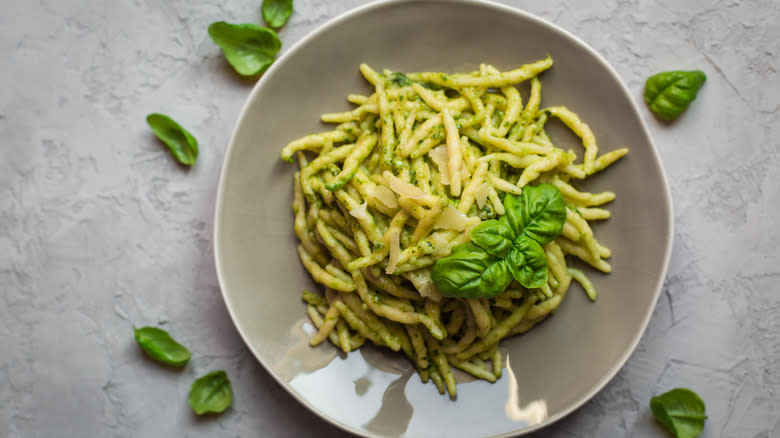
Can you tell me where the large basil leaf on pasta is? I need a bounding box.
[208,22,281,76]
[431,243,512,299]
[505,236,548,289]
[505,183,566,245]
[644,70,706,120]
[470,219,516,258]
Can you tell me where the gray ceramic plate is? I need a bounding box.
[214,0,673,436]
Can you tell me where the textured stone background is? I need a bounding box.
[1,0,778,437]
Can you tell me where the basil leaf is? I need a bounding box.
[133,326,191,367]
[505,183,566,244]
[431,184,566,299]
[146,113,199,166]
[469,219,516,258]
[208,22,281,76]
[651,388,707,438]
[644,70,706,120]
[505,236,548,288]
[188,370,233,415]
[262,0,293,29]
[431,243,512,299]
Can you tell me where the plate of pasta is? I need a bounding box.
[214,0,673,437]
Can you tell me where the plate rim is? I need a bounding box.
[213,0,675,436]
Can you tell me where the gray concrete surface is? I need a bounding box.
[1,0,778,437]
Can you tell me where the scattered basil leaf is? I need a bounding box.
[506,236,548,288]
[262,0,293,29]
[189,370,233,415]
[432,184,566,299]
[134,326,191,367]
[146,114,199,166]
[644,70,706,120]
[651,388,707,438]
[431,242,512,299]
[469,219,516,258]
[208,22,282,76]
[508,183,566,244]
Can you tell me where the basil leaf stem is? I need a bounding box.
[134,326,191,367]
[208,22,281,76]
[432,184,566,299]
[146,114,199,166]
[189,370,233,415]
[650,388,707,438]
[262,0,293,29]
[644,70,706,120]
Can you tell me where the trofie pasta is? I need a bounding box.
[281,57,628,397]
